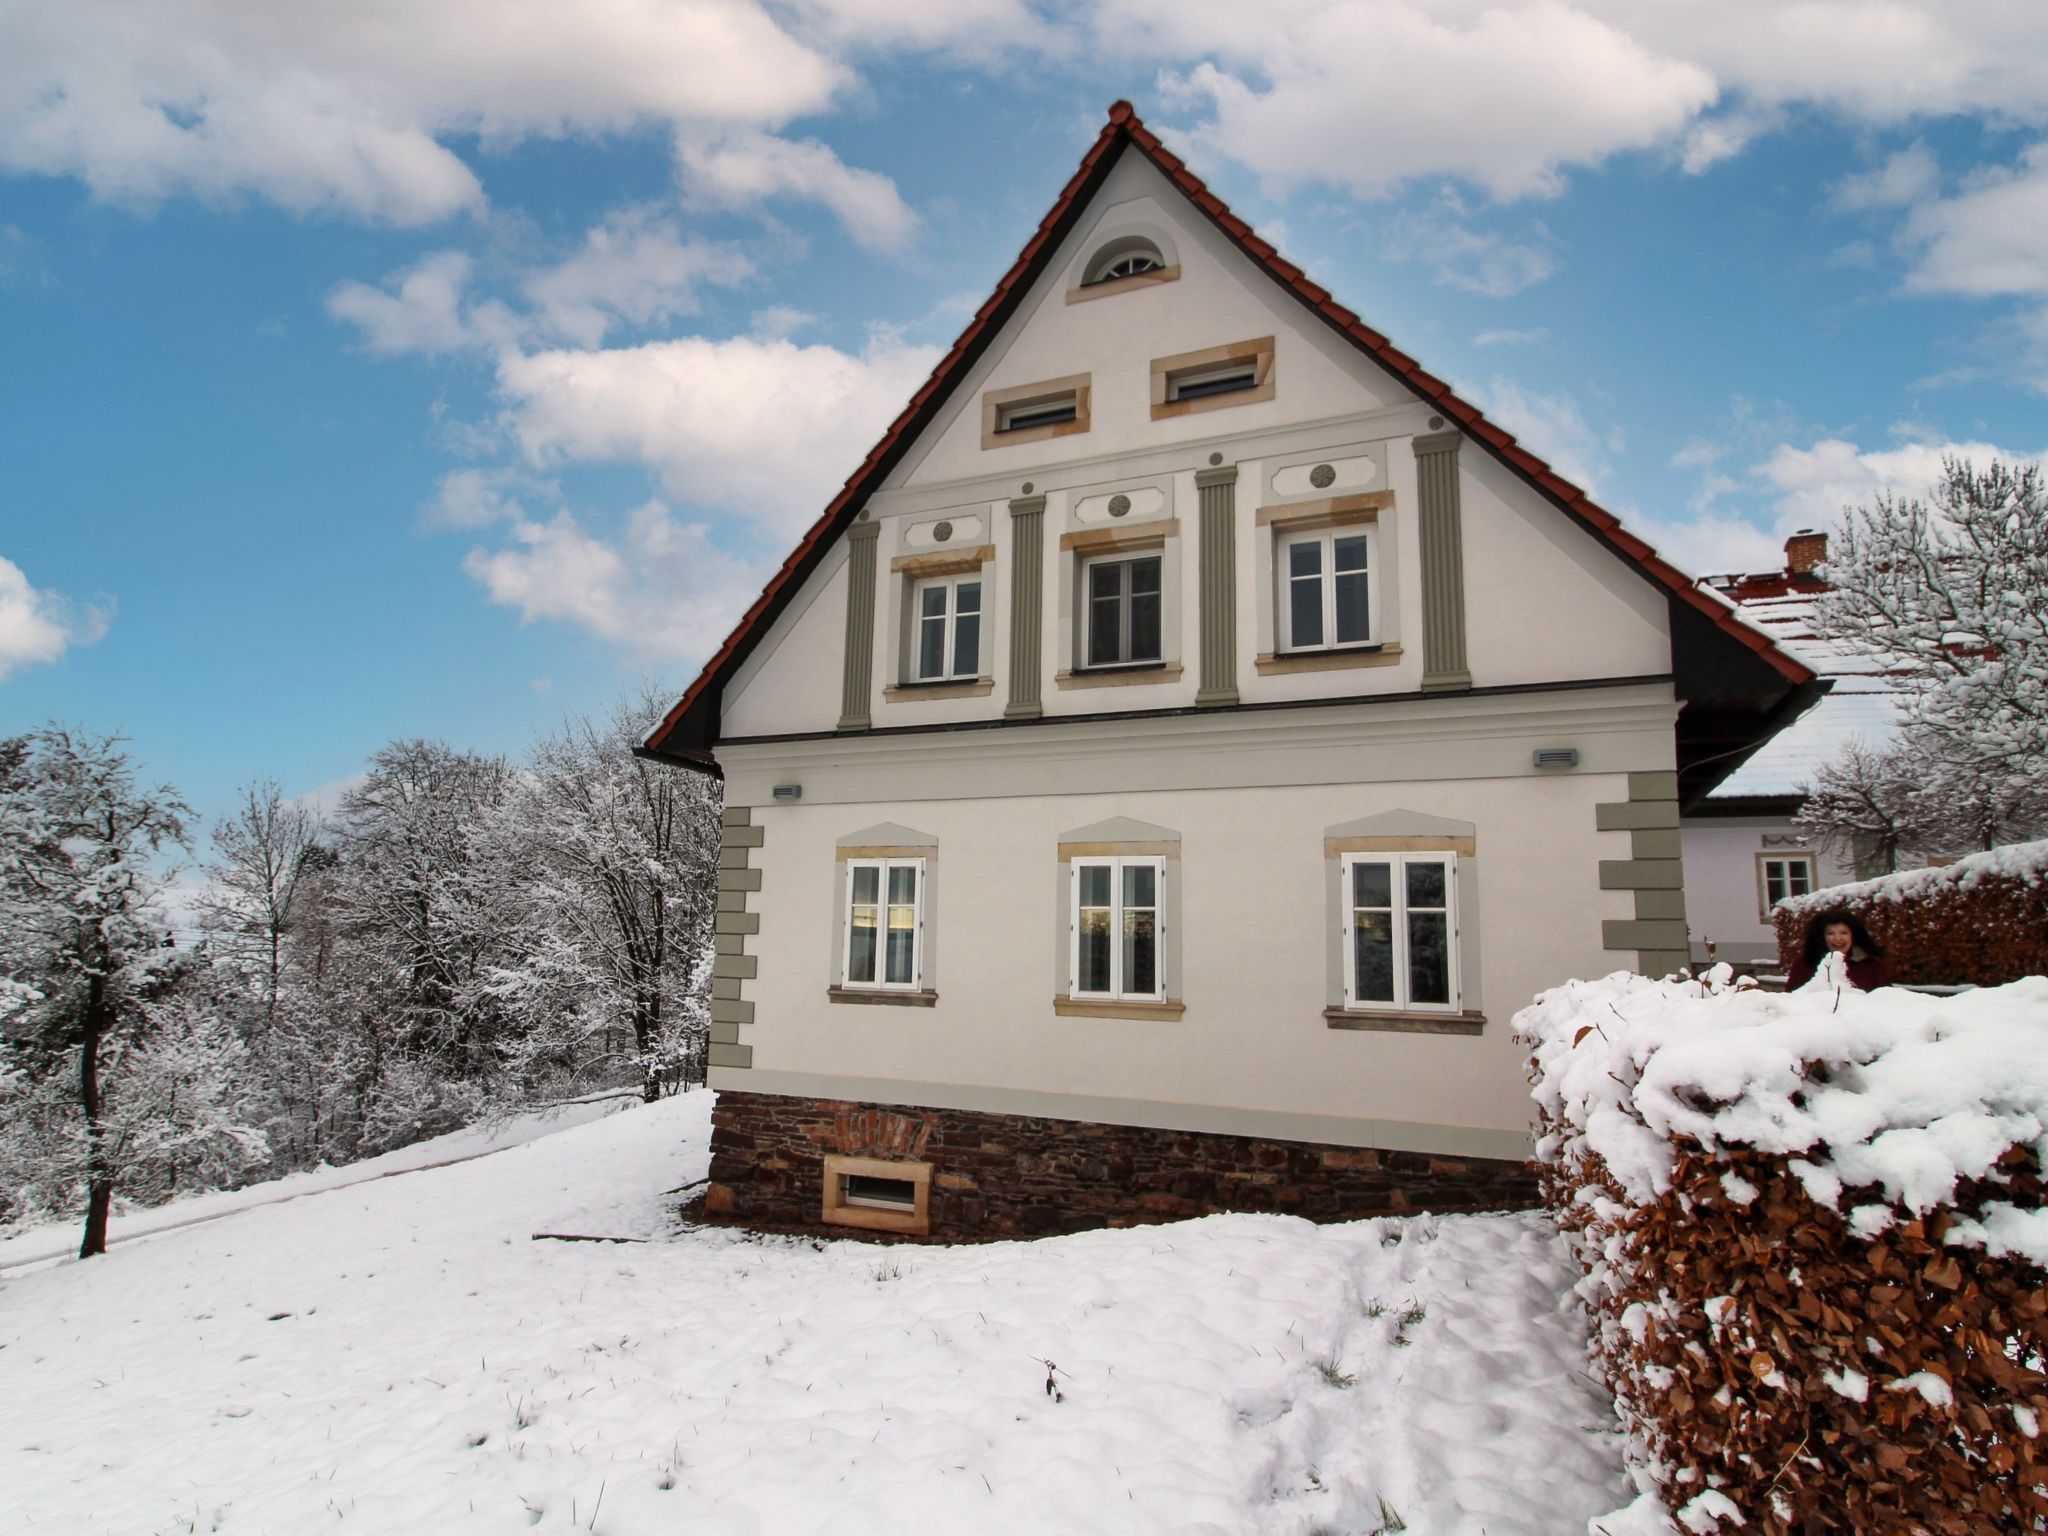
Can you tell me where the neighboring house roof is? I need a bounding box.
[1693,562,1903,803]
[645,100,1818,785]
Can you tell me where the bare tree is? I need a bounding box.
[199,778,325,1023]
[1795,736,1925,877]
[0,727,192,1257]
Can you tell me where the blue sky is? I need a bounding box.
[5,2,2048,828]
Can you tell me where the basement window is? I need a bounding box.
[822,1154,932,1235]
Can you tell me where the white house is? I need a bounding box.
[1679,532,1903,967]
[643,103,1819,1239]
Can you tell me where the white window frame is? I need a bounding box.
[910,573,983,682]
[1278,525,1379,654]
[1068,855,1167,1002]
[1339,851,1459,1012]
[995,391,1079,434]
[841,857,925,991]
[1165,360,1259,404]
[1079,551,1165,669]
[1757,853,1817,921]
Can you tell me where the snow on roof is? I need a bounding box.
[1697,564,1902,799]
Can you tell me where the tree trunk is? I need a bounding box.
[78,976,112,1260]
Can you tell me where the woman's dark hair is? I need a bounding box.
[1801,909,1886,966]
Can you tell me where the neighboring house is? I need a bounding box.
[1679,531,1904,967]
[642,103,1819,1239]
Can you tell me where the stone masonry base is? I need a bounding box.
[700,1089,1538,1241]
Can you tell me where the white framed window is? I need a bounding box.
[1341,852,1458,1012]
[1757,853,1816,920]
[1081,553,1163,668]
[1165,360,1259,404]
[1280,527,1377,653]
[842,858,924,990]
[1069,856,1166,1001]
[995,392,1079,434]
[1084,238,1167,285]
[912,574,982,681]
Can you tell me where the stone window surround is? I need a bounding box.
[1321,813,1486,1035]
[886,545,997,702]
[1052,818,1184,1022]
[829,826,940,1006]
[1253,493,1404,678]
[981,373,1092,451]
[1151,336,1275,421]
[1053,520,1184,692]
[821,1152,932,1236]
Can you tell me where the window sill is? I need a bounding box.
[1054,995,1185,1021]
[883,677,994,701]
[1324,1007,1485,1036]
[1054,662,1183,690]
[828,986,939,1008]
[1065,265,1181,304]
[1255,643,1403,676]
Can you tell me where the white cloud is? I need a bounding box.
[782,0,1052,60]
[1902,142,2048,299]
[1753,435,2043,530]
[520,209,754,348]
[462,500,765,662]
[1472,327,1549,348]
[1474,374,1613,496]
[1638,512,1787,579]
[423,467,555,530]
[494,331,943,533]
[679,130,918,252]
[1381,193,1557,296]
[1830,142,1940,211]
[0,0,846,224]
[326,251,477,355]
[1154,3,1714,201]
[0,554,110,680]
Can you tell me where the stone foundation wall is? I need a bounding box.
[702,1090,1538,1241]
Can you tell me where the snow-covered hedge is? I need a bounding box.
[1519,970,2048,1534]
[1774,838,2048,987]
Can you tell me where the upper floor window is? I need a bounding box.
[913,574,981,681]
[1151,336,1274,420]
[1758,853,1816,920]
[1083,552,1163,668]
[1280,527,1375,652]
[981,373,1091,450]
[1082,237,1168,287]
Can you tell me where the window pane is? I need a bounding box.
[918,615,946,678]
[1078,864,1112,907]
[1088,562,1122,603]
[1406,861,1447,909]
[1766,868,1786,906]
[1788,861,1813,897]
[1289,576,1324,648]
[952,613,980,676]
[1089,595,1123,666]
[1353,911,1395,1003]
[887,865,917,905]
[1129,591,1161,662]
[1078,909,1112,992]
[1288,540,1323,579]
[885,907,915,985]
[1333,535,1368,573]
[955,581,981,615]
[1122,862,1156,908]
[1408,911,1451,1005]
[1123,908,1157,996]
[848,906,878,983]
[1130,557,1161,595]
[1334,571,1369,645]
[851,866,879,904]
[1351,861,1391,909]
[921,585,949,619]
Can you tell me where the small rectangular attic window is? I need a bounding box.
[997,393,1079,433]
[1165,362,1258,403]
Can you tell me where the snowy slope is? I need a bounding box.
[0,1094,1628,1536]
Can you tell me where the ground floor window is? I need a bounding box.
[1069,855,1166,1001]
[843,857,924,989]
[1341,852,1458,1012]
[1757,852,1816,920]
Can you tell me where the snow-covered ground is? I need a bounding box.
[0,1093,1628,1535]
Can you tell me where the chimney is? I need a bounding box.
[1785,529,1828,576]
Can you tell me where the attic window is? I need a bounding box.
[981,373,1091,450]
[1085,240,1165,284]
[1151,337,1274,420]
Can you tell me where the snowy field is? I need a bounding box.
[0,1093,1628,1535]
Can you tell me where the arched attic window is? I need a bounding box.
[1083,236,1167,286]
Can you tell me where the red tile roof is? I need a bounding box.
[646,101,1812,759]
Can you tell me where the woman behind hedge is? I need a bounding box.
[1788,909,1892,992]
